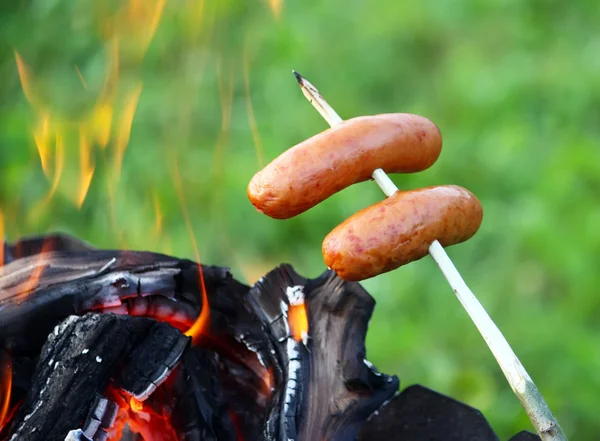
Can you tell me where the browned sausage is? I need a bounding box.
[322,186,483,281]
[247,113,442,219]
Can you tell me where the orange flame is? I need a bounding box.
[113,84,143,176]
[152,190,163,235]
[288,303,309,344]
[262,366,275,397]
[78,130,96,208]
[129,397,144,413]
[0,356,12,431]
[171,155,210,345]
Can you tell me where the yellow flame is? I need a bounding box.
[92,103,113,149]
[47,133,65,202]
[129,397,143,413]
[14,0,167,209]
[152,190,163,235]
[78,129,96,208]
[114,83,143,176]
[267,0,283,19]
[14,51,39,108]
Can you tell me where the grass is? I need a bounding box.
[1,1,599,439]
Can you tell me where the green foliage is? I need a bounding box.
[1,1,599,438]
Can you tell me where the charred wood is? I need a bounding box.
[249,264,399,441]
[4,313,188,441]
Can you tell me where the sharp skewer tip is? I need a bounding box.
[292,70,303,84]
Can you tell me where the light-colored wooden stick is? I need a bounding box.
[293,70,566,441]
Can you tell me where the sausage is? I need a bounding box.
[247,113,442,219]
[322,186,483,281]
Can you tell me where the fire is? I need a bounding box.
[172,155,210,345]
[130,397,144,413]
[13,0,166,210]
[105,386,177,441]
[288,303,309,344]
[0,356,12,431]
[266,0,283,19]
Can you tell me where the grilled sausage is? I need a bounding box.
[322,186,483,281]
[247,113,442,219]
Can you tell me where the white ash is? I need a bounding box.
[285,285,305,306]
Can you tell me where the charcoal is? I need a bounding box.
[509,431,541,441]
[116,322,190,400]
[163,347,237,441]
[0,245,237,357]
[249,264,399,441]
[4,314,190,441]
[358,384,500,441]
[1,234,545,441]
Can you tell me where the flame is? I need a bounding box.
[113,84,143,176]
[288,303,309,344]
[78,130,96,208]
[33,115,52,177]
[171,155,210,345]
[266,0,283,19]
[14,0,167,209]
[105,386,178,441]
[17,238,54,295]
[152,190,163,235]
[262,366,274,397]
[0,356,12,431]
[129,397,144,413]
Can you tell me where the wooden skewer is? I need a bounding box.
[293,70,567,441]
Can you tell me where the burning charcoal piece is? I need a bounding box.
[249,264,400,441]
[0,245,236,357]
[358,384,500,441]
[116,321,190,400]
[4,313,190,441]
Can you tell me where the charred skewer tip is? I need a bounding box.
[292,70,567,441]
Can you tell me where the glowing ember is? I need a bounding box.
[130,397,144,413]
[286,285,309,344]
[105,386,178,441]
[288,303,309,344]
[0,356,12,431]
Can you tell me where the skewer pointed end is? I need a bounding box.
[292,69,303,84]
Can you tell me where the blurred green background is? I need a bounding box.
[1,0,599,439]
